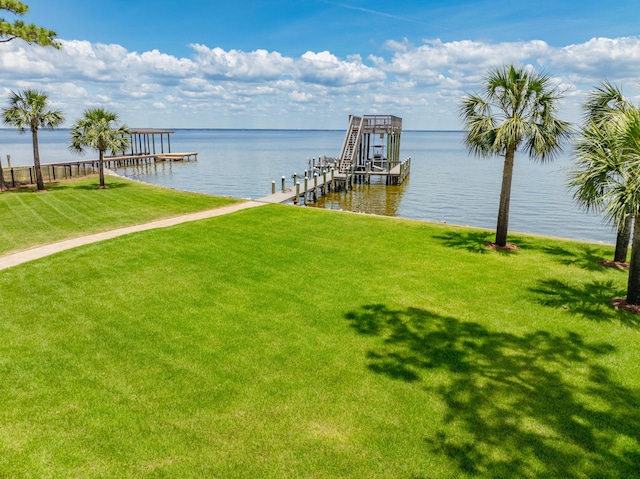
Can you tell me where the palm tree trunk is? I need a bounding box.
[99,149,105,188]
[626,213,640,305]
[495,147,515,247]
[614,214,632,263]
[31,127,45,191]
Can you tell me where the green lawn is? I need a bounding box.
[0,176,239,255]
[0,203,639,478]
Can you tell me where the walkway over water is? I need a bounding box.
[262,114,410,205]
[260,157,411,204]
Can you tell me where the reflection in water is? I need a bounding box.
[311,177,408,217]
[117,159,197,184]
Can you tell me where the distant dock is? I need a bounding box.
[104,128,197,167]
[0,128,197,189]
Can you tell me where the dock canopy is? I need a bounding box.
[128,128,175,156]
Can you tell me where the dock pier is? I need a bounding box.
[104,128,198,167]
[260,114,411,205]
[0,128,198,189]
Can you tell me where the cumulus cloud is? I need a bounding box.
[191,44,294,81]
[298,51,385,86]
[0,35,639,128]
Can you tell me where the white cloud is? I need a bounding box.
[0,36,640,129]
[191,44,294,81]
[298,51,385,86]
[290,91,313,102]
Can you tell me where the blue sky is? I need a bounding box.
[2,0,640,129]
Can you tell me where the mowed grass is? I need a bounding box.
[1,204,639,478]
[0,176,239,255]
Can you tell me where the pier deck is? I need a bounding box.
[259,158,411,205]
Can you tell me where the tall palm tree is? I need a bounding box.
[459,65,572,247]
[579,81,633,263]
[69,108,130,188]
[2,89,64,190]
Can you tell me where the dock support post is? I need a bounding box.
[295,181,300,205]
[272,181,276,195]
[281,176,286,192]
[313,173,318,202]
[303,176,308,205]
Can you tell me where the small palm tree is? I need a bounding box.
[459,65,572,247]
[69,108,130,188]
[2,89,64,190]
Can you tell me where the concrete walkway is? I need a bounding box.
[0,200,265,271]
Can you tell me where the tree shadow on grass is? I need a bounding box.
[62,181,130,191]
[345,304,640,478]
[529,278,640,327]
[433,230,501,254]
[433,230,540,255]
[538,244,616,272]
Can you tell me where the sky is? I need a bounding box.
[1,0,640,129]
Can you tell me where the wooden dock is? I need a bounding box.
[103,128,197,167]
[259,157,411,205]
[102,152,198,168]
[257,113,411,206]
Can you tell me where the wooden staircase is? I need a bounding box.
[338,116,364,173]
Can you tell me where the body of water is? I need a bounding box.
[0,128,615,244]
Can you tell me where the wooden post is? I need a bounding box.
[281,176,286,192]
[313,173,318,201]
[272,181,276,194]
[303,176,308,205]
[6,155,10,168]
[295,181,300,205]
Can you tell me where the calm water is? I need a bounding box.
[0,128,614,244]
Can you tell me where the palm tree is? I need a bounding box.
[569,119,630,255]
[459,65,572,247]
[579,81,633,263]
[2,89,64,190]
[570,107,640,305]
[69,108,130,188]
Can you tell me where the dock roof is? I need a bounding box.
[128,128,175,135]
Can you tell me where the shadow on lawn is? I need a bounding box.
[433,230,540,255]
[434,230,498,254]
[539,244,615,272]
[433,231,616,273]
[61,181,130,191]
[529,279,640,327]
[345,304,640,478]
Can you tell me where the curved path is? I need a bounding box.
[0,200,265,272]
